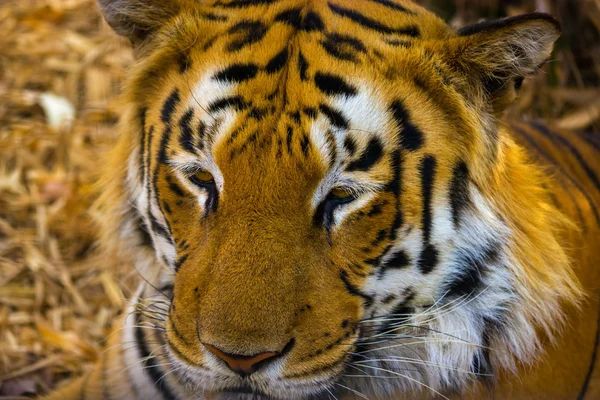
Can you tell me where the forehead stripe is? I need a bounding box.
[178,109,196,154]
[390,100,423,151]
[265,48,289,74]
[213,63,259,83]
[369,0,417,15]
[328,2,420,37]
[314,72,357,97]
[320,32,366,62]
[215,0,278,9]
[300,11,325,32]
[207,96,248,113]
[161,89,180,124]
[346,137,383,172]
[226,20,268,52]
[274,8,302,28]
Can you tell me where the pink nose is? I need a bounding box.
[203,343,279,377]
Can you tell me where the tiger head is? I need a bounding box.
[98,0,581,398]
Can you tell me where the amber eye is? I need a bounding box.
[189,170,215,187]
[329,187,355,204]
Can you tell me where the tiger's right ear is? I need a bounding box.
[97,0,189,46]
[443,13,561,113]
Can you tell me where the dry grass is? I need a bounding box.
[0,0,598,397]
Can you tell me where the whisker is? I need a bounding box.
[334,382,370,400]
[354,364,450,400]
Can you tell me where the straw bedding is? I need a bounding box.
[0,0,598,397]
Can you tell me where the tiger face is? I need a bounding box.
[98,0,578,398]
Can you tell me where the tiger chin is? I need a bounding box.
[42,0,600,399]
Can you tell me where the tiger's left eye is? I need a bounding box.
[329,187,355,203]
[189,170,215,187]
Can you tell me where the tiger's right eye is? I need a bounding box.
[189,170,215,188]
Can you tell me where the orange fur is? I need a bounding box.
[43,0,599,399]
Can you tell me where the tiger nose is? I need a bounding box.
[203,343,280,377]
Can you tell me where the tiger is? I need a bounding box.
[42,0,600,399]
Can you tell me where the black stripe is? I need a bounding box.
[139,108,148,184]
[158,126,172,165]
[177,51,191,73]
[383,250,410,269]
[208,96,248,113]
[301,134,311,156]
[347,137,383,172]
[364,244,392,268]
[444,246,498,298]
[213,63,259,83]
[390,99,423,151]
[161,90,180,124]
[134,213,154,248]
[227,20,268,51]
[458,13,560,37]
[197,121,206,150]
[339,269,373,308]
[325,129,337,167]
[314,72,357,97]
[578,131,600,152]
[368,0,416,14]
[265,48,289,74]
[577,301,600,400]
[386,149,403,197]
[298,52,309,81]
[174,254,189,272]
[344,136,357,156]
[378,250,411,278]
[275,7,302,28]
[152,126,176,244]
[320,33,366,62]
[472,318,494,378]
[300,11,324,32]
[203,12,228,21]
[145,123,155,243]
[168,180,186,197]
[178,109,195,154]
[319,104,349,130]
[378,290,414,334]
[135,313,179,400]
[449,161,470,228]
[511,124,599,227]
[286,125,294,153]
[328,2,419,37]
[417,243,438,274]
[386,38,412,47]
[531,122,600,193]
[149,215,171,241]
[419,155,436,242]
[215,0,277,7]
[204,184,219,218]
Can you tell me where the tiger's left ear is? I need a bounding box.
[446,13,561,113]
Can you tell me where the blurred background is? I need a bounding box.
[0,0,598,397]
